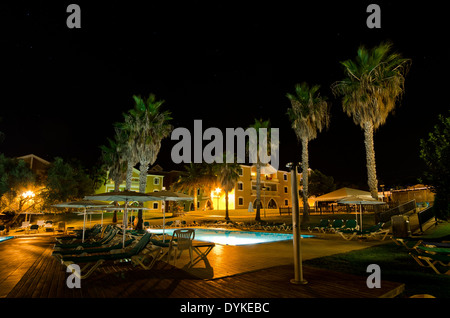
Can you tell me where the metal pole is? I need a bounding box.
[289,162,307,285]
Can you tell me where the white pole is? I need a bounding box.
[162,199,166,243]
[123,200,128,248]
[82,207,87,243]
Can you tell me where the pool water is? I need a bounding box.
[0,236,14,243]
[147,228,314,246]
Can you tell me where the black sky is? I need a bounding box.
[1,1,448,189]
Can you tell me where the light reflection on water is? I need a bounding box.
[147,228,314,246]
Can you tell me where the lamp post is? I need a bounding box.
[287,162,307,285]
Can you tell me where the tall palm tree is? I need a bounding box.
[100,128,127,223]
[216,154,241,221]
[248,118,273,221]
[173,163,217,211]
[287,82,330,222]
[122,94,172,229]
[332,42,410,199]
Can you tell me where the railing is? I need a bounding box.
[417,206,436,232]
[377,199,416,223]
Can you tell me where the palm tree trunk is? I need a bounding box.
[136,161,149,230]
[193,188,198,211]
[301,138,310,223]
[255,163,262,221]
[112,179,120,223]
[125,162,134,191]
[363,122,379,199]
[225,189,230,220]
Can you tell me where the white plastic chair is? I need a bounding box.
[168,229,195,266]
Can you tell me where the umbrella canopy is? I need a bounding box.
[147,190,193,201]
[315,187,374,202]
[146,191,194,242]
[53,200,113,242]
[338,195,385,230]
[84,191,163,247]
[84,190,162,202]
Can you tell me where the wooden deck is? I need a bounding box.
[1,236,405,299]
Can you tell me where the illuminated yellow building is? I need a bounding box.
[198,164,315,211]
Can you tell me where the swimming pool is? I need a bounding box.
[0,236,14,243]
[147,228,314,246]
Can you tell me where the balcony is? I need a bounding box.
[251,190,280,197]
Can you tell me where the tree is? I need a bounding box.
[332,42,410,199]
[0,155,37,227]
[173,163,217,211]
[100,128,128,222]
[121,94,172,229]
[287,82,330,222]
[216,154,241,221]
[42,157,95,207]
[308,169,336,198]
[419,112,450,219]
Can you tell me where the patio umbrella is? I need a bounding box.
[53,200,113,242]
[338,195,385,230]
[147,191,194,242]
[84,191,163,247]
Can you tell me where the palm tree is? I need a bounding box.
[287,82,330,222]
[332,42,410,199]
[173,163,217,211]
[122,94,172,229]
[216,154,241,221]
[248,118,272,221]
[100,128,127,223]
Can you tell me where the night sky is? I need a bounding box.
[1,1,448,189]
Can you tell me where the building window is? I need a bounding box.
[237,182,243,191]
[284,186,288,193]
[238,197,244,206]
[238,167,243,176]
[284,199,289,206]
[152,202,159,209]
[153,177,160,185]
[283,173,288,181]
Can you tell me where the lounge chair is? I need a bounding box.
[27,224,40,234]
[59,232,154,279]
[338,222,389,241]
[44,221,54,232]
[52,237,136,259]
[54,226,118,249]
[167,229,195,266]
[409,245,450,275]
[328,219,344,233]
[308,219,329,233]
[20,221,30,232]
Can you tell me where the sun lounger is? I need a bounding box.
[328,219,344,233]
[54,226,118,249]
[337,222,389,241]
[52,237,135,259]
[27,224,40,234]
[60,232,154,279]
[307,219,329,233]
[409,245,450,275]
